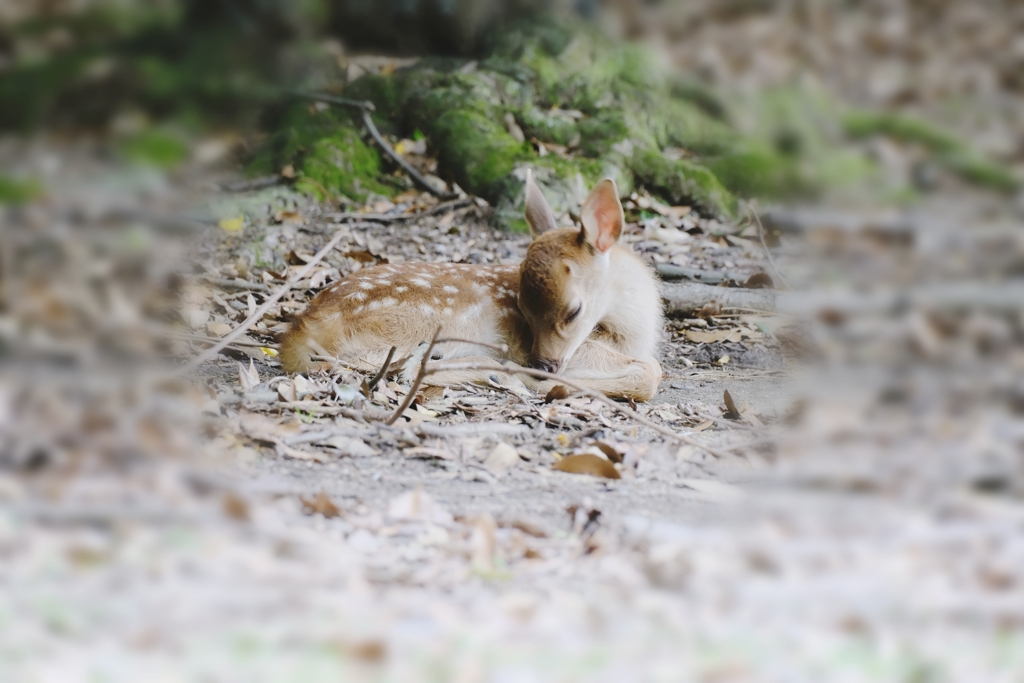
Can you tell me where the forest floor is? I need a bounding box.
[3,130,1024,682]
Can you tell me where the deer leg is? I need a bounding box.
[527,341,662,402]
[400,354,531,394]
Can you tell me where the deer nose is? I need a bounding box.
[529,356,560,374]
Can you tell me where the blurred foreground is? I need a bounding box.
[2,1,1024,681]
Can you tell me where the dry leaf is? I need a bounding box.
[219,215,244,232]
[280,164,295,179]
[207,321,232,337]
[484,442,520,477]
[301,491,341,518]
[743,272,774,289]
[222,493,249,521]
[238,359,260,392]
[693,420,714,432]
[545,385,572,402]
[592,441,623,464]
[723,390,741,420]
[325,436,378,457]
[553,453,620,479]
[717,355,730,365]
[685,328,741,344]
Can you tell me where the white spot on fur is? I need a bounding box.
[446,297,454,305]
[368,297,397,310]
[346,291,367,301]
[395,286,408,293]
[419,304,434,315]
[376,280,391,286]
[411,278,430,287]
[353,305,364,314]
[442,285,459,293]
[359,281,374,290]
[442,307,452,315]
[432,297,440,304]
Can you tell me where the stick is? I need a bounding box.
[388,356,735,459]
[366,346,397,393]
[289,91,456,200]
[385,328,441,425]
[204,277,270,293]
[179,224,361,374]
[750,204,792,290]
[359,108,457,200]
[324,197,474,224]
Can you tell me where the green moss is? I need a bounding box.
[518,107,579,146]
[704,145,809,199]
[250,103,392,201]
[844,111,1018,192]
[629,147,736,219]
[428,109,528,197]
[0,176,44,205]
[118,128,189,168]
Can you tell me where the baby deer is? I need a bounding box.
[280,173,663,401]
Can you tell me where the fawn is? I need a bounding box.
[280,173,663,400]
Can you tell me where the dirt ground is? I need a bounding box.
[3,133,1024,682]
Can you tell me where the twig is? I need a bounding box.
[325,197,474,224]
[219,176,285,193]
[163,331,272,349]
[290,91,456,200]
[385,328,441,425]
[366,346,397,393]
[388,356,735,459]
[749,204,792,291]
[204,277,270,293]
[178,225,356,374]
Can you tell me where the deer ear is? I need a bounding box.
[524,169,559,238]
[580,178,623,253]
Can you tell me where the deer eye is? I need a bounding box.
[565,304,582,324]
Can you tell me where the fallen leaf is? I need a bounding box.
[685,328,741,344]
[743,272,774,289]
[693,420,714,432]
[222,493,250,521]
[325,436,378,457]
[260,347,278,357]
[238,359,260,392]
[219,215,245,232]
[301,491,341,518]
[696,303,722,319]
[207,321,232,337]
[484,442,520,477]
[592,441,623,464]
[280,164,295,179]
[717,355,730,365]
[545,385,572,402]
[553,453,620,479]
[723,390,741,420]
[274,211,304,225]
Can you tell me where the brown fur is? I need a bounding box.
[280,175,663,401]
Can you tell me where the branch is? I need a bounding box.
[178,223,374,373]
[389,357,736,459]
[366,346,397,393]
[385,329,441,425]
[292,91,456,199]
[360,108,457,200]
